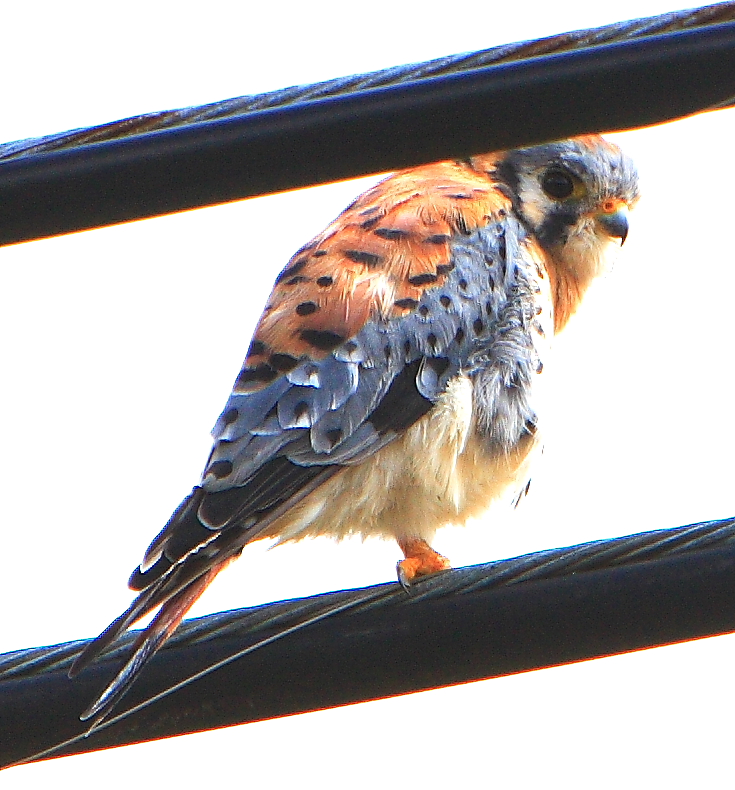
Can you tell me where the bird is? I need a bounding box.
[69,134,639,723]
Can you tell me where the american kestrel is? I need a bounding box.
[70,135,639,721]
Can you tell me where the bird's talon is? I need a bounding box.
[396,562,413,593]
[397,540,451,589]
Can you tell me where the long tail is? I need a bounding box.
[69,470,338,727]
[68,556,233,727]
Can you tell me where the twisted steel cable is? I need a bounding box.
[1,3,734,245]
[1,1,734,162]
[3,516,735,767]
[2,2,735,767]
[2,516,733,683]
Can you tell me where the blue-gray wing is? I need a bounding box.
[130,215,529,589]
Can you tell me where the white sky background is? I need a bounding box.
[2,0,735,785]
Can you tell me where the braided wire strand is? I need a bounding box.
[1,2,734,162]
[2,516,733,684]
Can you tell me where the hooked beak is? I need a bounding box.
[596,205,629,245]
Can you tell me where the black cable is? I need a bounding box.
[3,517,735,767]
[1,1,733,164]
[3,3,735,769]
[0,4,734,246]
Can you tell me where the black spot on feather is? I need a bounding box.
[276,257,308,284]
[408,273,438,286]
[361,216,381,230]
[374,227,409,240]
[235,364,278,390]
[300,329,345,351]
[296,301,319,316]
[269,353,299,372]
[221,408,239,426]
[206,461,233,479]
[345,250,382,267]
[425,234,450,245]
[425,356,450,377]
[248,339,266,357]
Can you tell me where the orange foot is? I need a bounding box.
[396,537,451,590]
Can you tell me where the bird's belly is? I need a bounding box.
[265,374,539,546]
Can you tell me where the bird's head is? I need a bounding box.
[495,135,640,287]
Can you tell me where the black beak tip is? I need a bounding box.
[598,209,629,245]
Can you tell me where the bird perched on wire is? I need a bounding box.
[70,134,639,723]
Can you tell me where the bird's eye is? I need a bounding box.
[541,168,575,200]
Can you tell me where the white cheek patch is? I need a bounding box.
[564,221,623,285]
[515,174,626,287]
[515,173,548,229]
